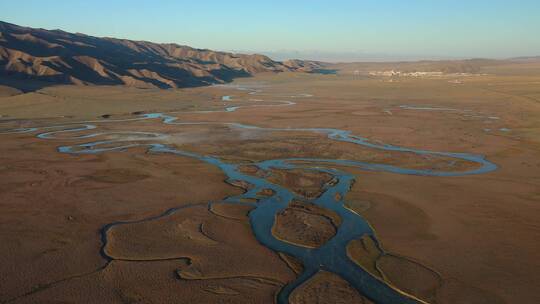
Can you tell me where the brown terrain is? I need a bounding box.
[289,271,374,304]
[1,22,540,304]
[0,21,320,91]
[272,200,341,248]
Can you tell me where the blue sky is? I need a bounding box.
[1,0,539,60]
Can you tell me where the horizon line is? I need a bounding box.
[2,19,539,64]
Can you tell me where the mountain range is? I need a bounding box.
[0,21,308,89]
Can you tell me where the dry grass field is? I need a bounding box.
[1,63,539,303]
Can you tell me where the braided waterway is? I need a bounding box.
[0,86,497,304]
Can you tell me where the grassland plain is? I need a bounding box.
[1,66,539,303]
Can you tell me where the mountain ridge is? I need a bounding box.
[0,21,302,89]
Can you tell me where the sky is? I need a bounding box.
[1,0,539,61]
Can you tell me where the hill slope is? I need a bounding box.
[0,21,297,89]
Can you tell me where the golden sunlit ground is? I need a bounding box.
[1,67,539,303]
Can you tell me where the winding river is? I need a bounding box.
[0,85,497,304]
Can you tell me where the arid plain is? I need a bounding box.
[1,65,540,304]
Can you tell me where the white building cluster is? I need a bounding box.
[368,70,445,77]
[368,70,479,78]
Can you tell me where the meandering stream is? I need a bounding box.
[0,86,497,304]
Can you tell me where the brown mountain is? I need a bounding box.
[0,21,298,89]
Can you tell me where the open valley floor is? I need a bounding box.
[1,70,540,303]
